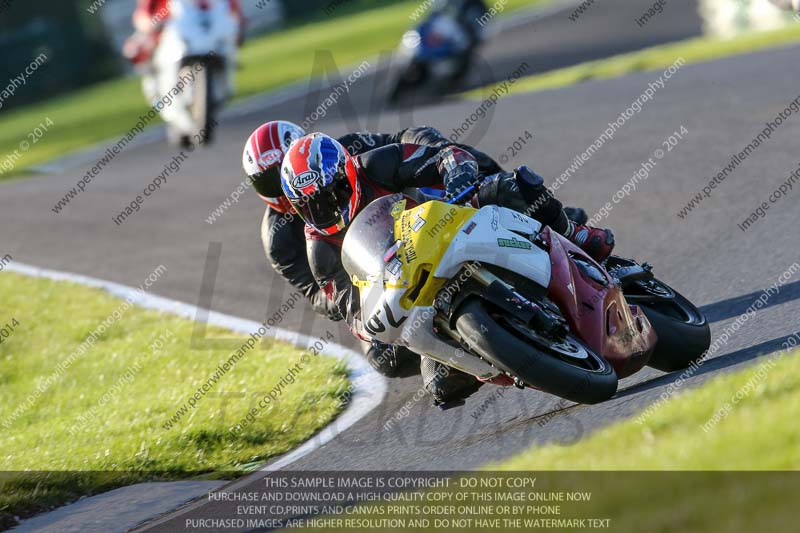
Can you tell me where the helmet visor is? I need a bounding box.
[251,165,283,198]
[296,178,353,234]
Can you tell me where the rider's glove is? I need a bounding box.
[437,147,480,198]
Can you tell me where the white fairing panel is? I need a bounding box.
[435,206,551,288]
[355,204,550,380]
[358,287,500,378]
[360,287,409,341]
[401,307,500,378]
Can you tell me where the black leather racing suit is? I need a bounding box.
[261,207,338,317]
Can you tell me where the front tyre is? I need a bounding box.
[454,298,618,404]
[188,61,214,145]
[387,61,426,105]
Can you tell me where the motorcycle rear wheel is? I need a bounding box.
[629,279,711,372]
[454,298,618,404]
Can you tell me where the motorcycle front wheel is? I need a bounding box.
[387,61,426,104]
[186,60,214,146]
[454,298,618,405]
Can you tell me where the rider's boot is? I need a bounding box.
[421,357,482,407]
[367,342,420,377]
[565,221,615,263]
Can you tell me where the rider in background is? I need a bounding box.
[430,0,489,81]
[123,0,245,103]
[442,0,490,47]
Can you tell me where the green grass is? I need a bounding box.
[465,349,800,532]
[0,272,350,527]
[495,351,800,470]
[463,23,800,99]
[0,0,544,179]
[300,350,800,533]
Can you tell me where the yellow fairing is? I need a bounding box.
[391,201,476,309]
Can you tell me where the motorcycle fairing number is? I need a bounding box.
[364,301,408,336]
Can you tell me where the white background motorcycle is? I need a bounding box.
[149,0,238,147]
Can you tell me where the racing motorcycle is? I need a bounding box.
[387,7,478,104]
[146,0,238,147]
[342,189,711,405]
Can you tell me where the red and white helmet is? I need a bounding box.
[242,120,305,213]
[281,133,361,236]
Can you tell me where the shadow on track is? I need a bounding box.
[615,333,798,400]
[699,280,800,322]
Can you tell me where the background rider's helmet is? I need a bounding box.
[242,120,306,213]
[280,133,361,236]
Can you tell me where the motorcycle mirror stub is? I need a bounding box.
[383,240,403,263]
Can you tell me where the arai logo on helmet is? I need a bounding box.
[292,170,321,189]
[259,149,283,167]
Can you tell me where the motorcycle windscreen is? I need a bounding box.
[342,194,405,281]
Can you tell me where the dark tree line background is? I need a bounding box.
[281,0,403,20]
[0,1,118,109]
[0,0,408,110]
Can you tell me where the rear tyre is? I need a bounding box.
[387,62,425,105]
[634,282,711,372]
[454,298,618,404]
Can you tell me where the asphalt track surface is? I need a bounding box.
[7,1,800,530]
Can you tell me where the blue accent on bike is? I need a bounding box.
[413,13,462,61]
[420,187,446,198]
[447,184,476,205]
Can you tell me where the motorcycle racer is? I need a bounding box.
[123,0,245,106]
[243,121,505,376]
[280,133,615,405]
[128,0,245,57]
[440,0,489,48]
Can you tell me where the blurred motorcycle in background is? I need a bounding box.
[124,0,242,148]
[387,0,486,104]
